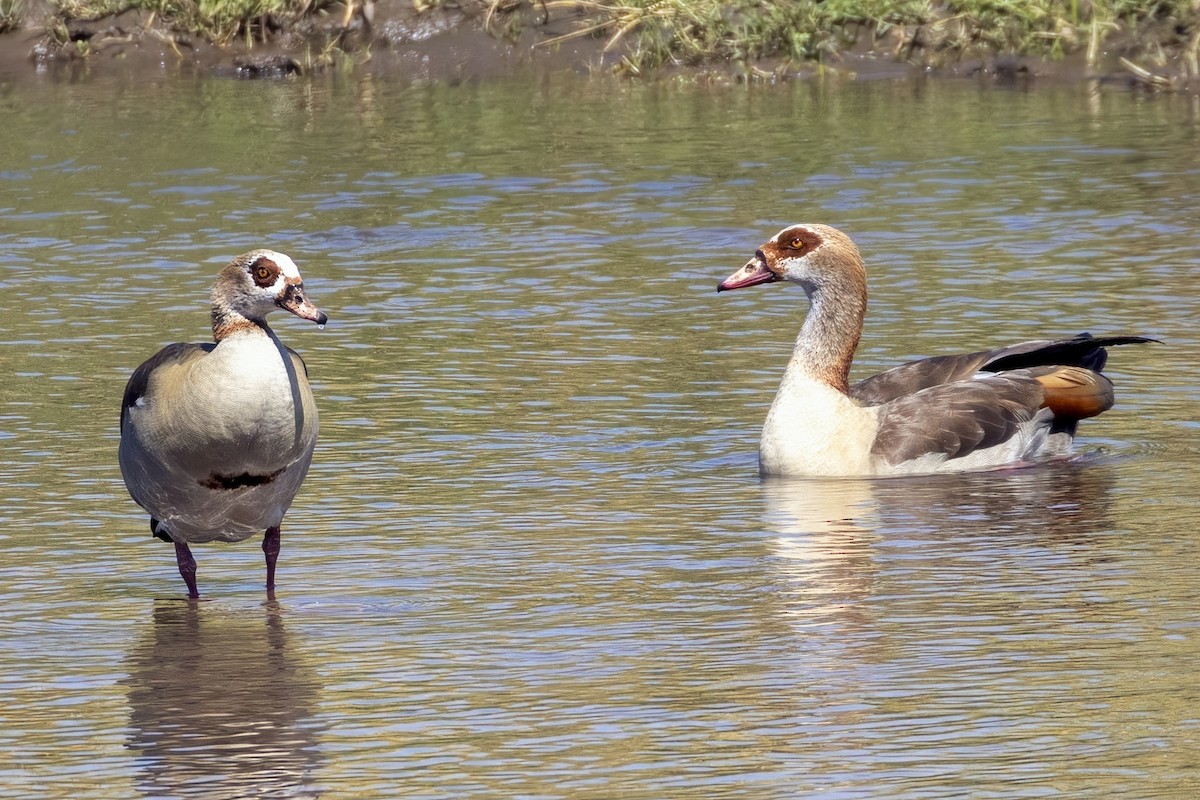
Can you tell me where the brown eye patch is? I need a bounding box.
[250,257,280,287]
[781,227,820,253]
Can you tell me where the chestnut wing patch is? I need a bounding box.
[870,376,1045,466]
[1030,365,1114,420]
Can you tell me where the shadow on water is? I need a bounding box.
[122,600,325,799]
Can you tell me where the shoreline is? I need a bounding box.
[0,0,1195,91]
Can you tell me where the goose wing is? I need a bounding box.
[869,374,1046,467]
[851,333,1155,407]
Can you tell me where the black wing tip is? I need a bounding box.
[1073,332,1161,346]
[981,333,1158,375]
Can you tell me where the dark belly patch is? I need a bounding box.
[200,467,285,490]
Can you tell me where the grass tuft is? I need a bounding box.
[499,0,1200,75]
[0,0,22,34]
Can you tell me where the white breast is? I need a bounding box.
[759,375,879,478]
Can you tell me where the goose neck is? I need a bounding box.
[785,281,865,394]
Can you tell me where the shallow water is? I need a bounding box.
[1,71,1198,798]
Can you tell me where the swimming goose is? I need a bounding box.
[119,250,327,598]
[717,224,1154,478]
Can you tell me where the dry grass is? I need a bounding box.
[25,0,1200,81]
[0,0,22,33]
[479,0,1200,76]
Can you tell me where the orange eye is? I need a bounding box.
[789,238,804,249]
[256,267,271,279]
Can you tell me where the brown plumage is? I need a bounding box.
[1031,365,1114,420]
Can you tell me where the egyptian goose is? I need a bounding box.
[119,250,327,598]
[718,224,1153,478]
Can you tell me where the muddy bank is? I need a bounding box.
[0,0,1194,90]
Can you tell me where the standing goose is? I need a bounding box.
[718,224,1154,478]
[119,250,327,598]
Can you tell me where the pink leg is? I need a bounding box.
[174,540,199,599]
[263,525,281,592]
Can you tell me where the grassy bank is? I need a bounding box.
[527,0,1200,74]
[12,0,1200,79]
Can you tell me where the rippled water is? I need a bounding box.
[1,71,1199,798]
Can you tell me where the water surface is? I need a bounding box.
[1,72,1198,798]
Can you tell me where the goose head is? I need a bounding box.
[211,250,328,336]
[717,224,865,299]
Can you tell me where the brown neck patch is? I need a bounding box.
[211,315,267,341]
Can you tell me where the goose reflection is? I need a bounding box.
[865,460,1118,544]
[123,601,324,799]
[762,476,882,632]
[762,461,1119,625]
